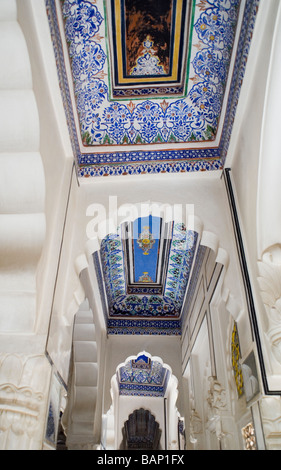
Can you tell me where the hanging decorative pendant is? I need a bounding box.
[137,226,155,255]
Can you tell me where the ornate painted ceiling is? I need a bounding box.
[92,215,209,335]
[117,352,170,397]
[46,0,259,177]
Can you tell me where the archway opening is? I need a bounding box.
[120,408,161,450]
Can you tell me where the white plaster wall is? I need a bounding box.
[226,0,279,268]
[226,0,281,385]
[16,0,74,337]
[0,0,73,345]
[0,0,64,448]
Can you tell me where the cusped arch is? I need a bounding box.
[116,351,173,398]
[120,408,161,450]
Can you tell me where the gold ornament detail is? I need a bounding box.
[137,226,155,255]
[231,322,244,397]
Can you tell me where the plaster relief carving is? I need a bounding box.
[189,408,203,446]
[0,354,51,449]
[257,245,281,364]
[206,377,229,444]
[207,376,227,412]
[0,383,43,437]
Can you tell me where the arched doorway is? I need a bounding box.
[103,351,183,450]
[120,408,161,450]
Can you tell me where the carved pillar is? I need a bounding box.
[259,396,281,450]
[0,354,52,450]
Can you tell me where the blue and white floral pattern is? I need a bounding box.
[131,51,166,76]
[71,42,106,82]
[132,101,164,143]
[60,0,241,146]
[63,0,103,42]
[102,103,131,144]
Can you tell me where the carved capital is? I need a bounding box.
[0,353,51,449]
[0,383,44,437]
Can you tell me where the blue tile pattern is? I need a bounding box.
[118,353,170,397]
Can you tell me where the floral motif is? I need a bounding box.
[63,0,103,43]
[130,37,166,76]
[102,103,131,144]
[100,233,126,306]
[195,6,236,50]
[190,81,222,125]
[165,101,205,141]
[76,79,107,112]
[111,294,177,317]
[165,224,198,306]
[132,101,164,143]
[71,42,106,82]
[131,52,166,76]
[192,49,228,84]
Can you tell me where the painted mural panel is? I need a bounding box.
[133,215,160,284]
[108,0,189,88]
[125,0,173,77]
